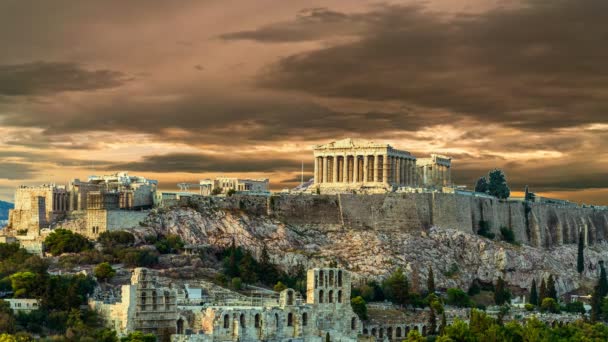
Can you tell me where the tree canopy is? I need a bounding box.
[44,229,91,256]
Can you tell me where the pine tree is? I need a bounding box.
[440,312,447,335]
[599,261,608,297]
[427,266,435,295]
[539,278,547,302]
[488,169,511,199]
[578,230,585,275]
[530,278,539,306]
[547,275,557,300]
[474,177,489,193]
[383,267,409,306]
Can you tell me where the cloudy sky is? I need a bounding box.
[0,0,607,204]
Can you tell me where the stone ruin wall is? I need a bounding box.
[184,193,608,249]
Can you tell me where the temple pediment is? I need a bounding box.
[314,138,387,149]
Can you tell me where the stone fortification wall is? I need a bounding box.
[182,193,608,249]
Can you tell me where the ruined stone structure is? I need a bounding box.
[8,172,156,234]
[8,184,70,230]
[313,138,450,193]
[90,268,178,337]
[198,177,270,196]
[93,267,362,341]
[70,171,157,210]
[416,154,452,189]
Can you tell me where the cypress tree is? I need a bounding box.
[428,304,437,335]
[577,230,585,275]
[547,275,557,300]
[599,261,608,297]
[440,312,447,335]
[494,277,509,305]
[539,278,547,302]
[427,266,435,295]
[591,285,602,322]
[530,278,539,306]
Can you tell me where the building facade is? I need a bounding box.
[199,177,270,196]
[313,138,451,193]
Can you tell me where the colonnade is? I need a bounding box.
[51,192,69,211]
[314,154,417,186]
[421,164,451,187]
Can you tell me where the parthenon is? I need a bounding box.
[313,138,451,192]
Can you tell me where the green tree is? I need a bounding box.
[446,288,472,307]
[427,266,435,294]
[406,329,426,342]
[591,285,602,322]
[238,252,258,284]
[120,331,156,342]
[273,281,287,292]
[383,267,409,306]
[351,296,368,320]
[540,298,560,313]
[226,189,236,197]
[565,301,586,314]
[599,261,608,297]
[494,277,511,305]
[529,278,539,306]
[474,177,489,193]
[539,278,547,303]
[547,274,557,300]
[487,169,510,199]
[44,229,91,256]
[9,272,42,298]
[444,319,472,341]
[94,262,116,282]
[577,230,585,275]
[477,220,495,239]
[231,277,242,290]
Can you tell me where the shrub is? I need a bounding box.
[446,288,472,307]
[44,229,91,256]
[500,226,516,244]
[540,298,560,313]
[231,277,242,290]
[444,263,460,278]
[94,262,116,282]
[273,281,287,292]
[565,301,585,314]
[525,303,535,312]
[351,296,368,320]
[477,221,495,239]
[98,231,135,249]
[154,234,184,254]
[118,248,159,267]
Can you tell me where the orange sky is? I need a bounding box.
[0,0,606,205]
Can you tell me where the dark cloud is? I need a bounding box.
[107,153,306,173]
[254,1,608,130]
[221,7,367,42]
[0,61,127,96]
[0,162,36,180]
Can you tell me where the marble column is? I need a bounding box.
[314,157,319,184]
[395,158,400,185]
[374,155,380,182]
[323,156,329,184]
[343,155,347,182]
[353,156,359,183]
[363,156,369,183]
[333,156,339,183]
[382,155,389,184]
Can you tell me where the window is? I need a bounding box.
[152,291,157,310]
[240,314,246,328]
[328,290,333,303]
[275,313,280,328]
[287,291,294,306]
[351,317,356,330]
[319,290,324,303]
[141,292,146,310]
[338,290,342,303]
[255,314,260,328]
[302,313,308,326]
[396,327,402,337]
[329,270,334,286]
[319,270,324,286]
[338,271,343,287]
[223,314,230,329]
[287,313,293,327]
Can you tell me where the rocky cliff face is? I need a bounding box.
[141,201,608,296]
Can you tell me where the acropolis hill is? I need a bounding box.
[4,139,608,294]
